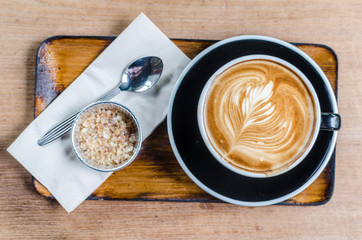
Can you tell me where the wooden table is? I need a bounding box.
[0,1,360,239]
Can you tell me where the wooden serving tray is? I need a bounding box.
[34,36,338,205]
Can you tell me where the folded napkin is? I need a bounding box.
[7,13,190,212]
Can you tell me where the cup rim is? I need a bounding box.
[71,101,142,172]
[197,54,321,178]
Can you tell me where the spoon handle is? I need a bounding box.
[97,87,121,102]
[37,87,121,146]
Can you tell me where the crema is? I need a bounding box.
[203,59,316,174]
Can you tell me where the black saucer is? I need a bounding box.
[167,36,338,206]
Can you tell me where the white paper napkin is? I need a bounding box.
[7,13,190,212]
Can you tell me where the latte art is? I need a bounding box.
[204,59,316,174]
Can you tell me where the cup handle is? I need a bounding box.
[320,113,341,131]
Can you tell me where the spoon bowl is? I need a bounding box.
[121,56,163,92]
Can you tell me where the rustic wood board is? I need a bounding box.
[33,36,337,205]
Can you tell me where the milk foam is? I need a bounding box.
[204,59,316,173]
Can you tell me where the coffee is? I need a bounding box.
[202,59,317,175]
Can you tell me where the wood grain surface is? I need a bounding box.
[1,0,361,239]
[33,37,337,205]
